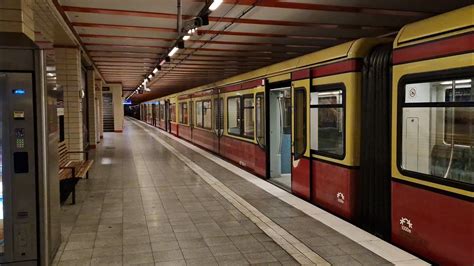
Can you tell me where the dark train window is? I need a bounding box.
[227,96,241,136]
[214,98,224,135]
[310,88,344,158]
[400,76,473,186]
[256,93,265,148]
[294,88,307,159]
[179,102,188,124]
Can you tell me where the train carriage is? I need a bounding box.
[390,7,473,265]
[138,6,473,264]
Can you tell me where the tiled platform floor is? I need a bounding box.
[54,119,395,265]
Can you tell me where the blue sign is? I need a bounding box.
[123,100,132,105]
[13,89,26,95]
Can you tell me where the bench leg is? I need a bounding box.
[72,187,76,205]
[86,172,89,179]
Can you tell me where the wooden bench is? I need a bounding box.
[58,141,94,204]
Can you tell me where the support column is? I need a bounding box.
[55,47,84,160]
[86,69,98,148]
[97,79,104,140]
[109,83,124,132]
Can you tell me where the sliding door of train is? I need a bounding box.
[291,72,311,200]
[267,79,292,191]
[165,100,170,132]
[213,90,224,153]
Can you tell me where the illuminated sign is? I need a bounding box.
[13,89,26,95]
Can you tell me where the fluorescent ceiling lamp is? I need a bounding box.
[159,59,166,66]
[168,47,179,57]
[148,74,153,79]
[183,35,191,41]
[153,68,159,74]
[456,79,471,84]
[209,0,223,11]
[440,81,452,85]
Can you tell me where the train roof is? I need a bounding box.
[394,5,473,48]
[145,38,388,102]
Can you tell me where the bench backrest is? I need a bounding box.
[58,141,69,166]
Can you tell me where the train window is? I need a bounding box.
[400,77,473,186]
[203,100,212,129]
[196,101,203,128]
[243,96,255,138]
[179,102,188,124]
[294,88,307,159]
[159,104,164,121]
[227,97,241,136]
[310,88,344,158]
[170,103,176,122]
[256,93,265,148]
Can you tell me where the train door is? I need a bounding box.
[213,92,224,153]
[268,86,292,190]
[152,103,156,127]
[165,100,170,132]
[291,76,311,200]
[189,99,193,139]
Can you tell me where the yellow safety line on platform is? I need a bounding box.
[131,119,330,265]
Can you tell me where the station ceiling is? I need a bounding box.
[54,0,471,102]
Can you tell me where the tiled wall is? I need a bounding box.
[55,47,84,160]
[0,0,35,40]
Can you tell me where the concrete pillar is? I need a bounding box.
[86,69,98,148]
[0,0,35,41]
[55,47,84,160]
[96,79,104,140]
[109,84,124,132]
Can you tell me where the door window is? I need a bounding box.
[310,87,345,158]
[256,93,265,147]
[294,88,307,159]
[227,97,241,135]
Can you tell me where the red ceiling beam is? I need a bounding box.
[73,22,319,39]
[84,42,308,54]
[62,5,417,29]
[208,0,432,17]
[79,34,327,47]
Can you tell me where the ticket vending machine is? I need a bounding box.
[0,43,60,265]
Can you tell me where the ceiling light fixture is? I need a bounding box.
[209,0,223,11]
[183,35,191,41]
[168,47,179,57]
[153,68,159,74]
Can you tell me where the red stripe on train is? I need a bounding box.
[393,33,474,64]
[311,59,362,78]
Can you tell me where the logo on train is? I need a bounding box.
[336,192,345,204]
[400,217,413,233]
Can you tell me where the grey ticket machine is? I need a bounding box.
[1,71,38,263]
[0,43,59,265]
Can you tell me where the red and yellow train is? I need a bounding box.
[140,6,473,265]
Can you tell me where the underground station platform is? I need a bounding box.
[0,0,473,265]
